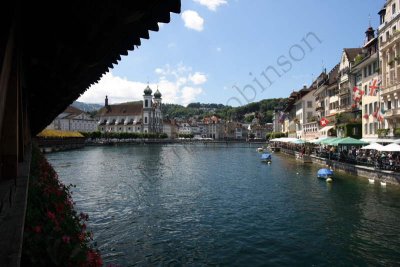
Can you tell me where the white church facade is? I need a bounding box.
[96,85,163,133]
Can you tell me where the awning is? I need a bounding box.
[361,138,400,143]
[290,139,306,144]
[320,137,342,145]
[361,143,384,150]
[330,137,368,146]
[270,137,298,142]
[309,137,329,144]
[381,143,400,152]
[319,125,334,133]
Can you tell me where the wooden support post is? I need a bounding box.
[1,59,18,180]
[0,27,18,181]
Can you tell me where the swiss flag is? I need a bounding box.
[353,86,364,102]
[320,117,329,127]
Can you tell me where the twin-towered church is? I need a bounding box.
[96,85,163,134]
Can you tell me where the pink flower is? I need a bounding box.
[32,225,42,233]
[78,232,86,242]
[87,250,103,266]
[47,211,56,221]
[55,203,65,213]
[62,235,71,244]
[80,212,89,221]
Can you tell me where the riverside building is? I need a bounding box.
[379,0,400,138]
[96,85,163,134]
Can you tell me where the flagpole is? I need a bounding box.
[377,27,381,131]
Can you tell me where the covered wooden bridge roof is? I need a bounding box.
[10,1,181,134]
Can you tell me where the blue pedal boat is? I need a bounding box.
[317,168,333,182]
[261,153,272,163]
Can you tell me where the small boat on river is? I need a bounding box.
[257,147,264,152]
[317,168,333,182]
[261,153,272,163]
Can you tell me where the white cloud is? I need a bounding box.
[181,86,203,106]
[194,0,227,11]
[189,72,207,85]
[78,64,207,106]
[155,68,164,75]
[181,10,204,31]
[77,72,147,104]
[157,22,164,29]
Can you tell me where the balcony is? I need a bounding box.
[339,104,350,109]
[315,106,324,111]
[339,88,350,96]
[381,81,400,96]
[384,108,400,118]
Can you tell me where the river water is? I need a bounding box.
[46,144,400,266]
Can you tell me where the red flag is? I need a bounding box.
[353,86,364,102]
[363,114,369,120]
[372,106,378,118]
[320,117,329,127]
[369,79,379,96]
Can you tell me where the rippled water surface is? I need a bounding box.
[46,144,400,266]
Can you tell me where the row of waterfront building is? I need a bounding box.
[272,1,400,143]
[46,85,273,140]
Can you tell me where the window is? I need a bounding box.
[355,73,362,84]
[386,31,390,41]
[145,99,148,107]
[368,65,372,76]
[380,36,383,44]
[364,85,368,96]
[145,117,148,123]
[307,101,312,108]
[364,104,367,114]
[364,67,367,78]
[393,3,396,15]
[369,123,373,134]
[388,101,392,110]
[352,127,358,136]
[369,103,373,114]
[364,124,368,135]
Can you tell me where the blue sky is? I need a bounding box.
[78,0,384,107]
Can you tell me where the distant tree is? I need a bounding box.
[244,115,255,123]
[162,98,287,122]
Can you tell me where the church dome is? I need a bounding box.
[144,85,152,96]
[154,89,162,98]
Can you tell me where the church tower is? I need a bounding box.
[153,88,163,133]
[143,85,153,133]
